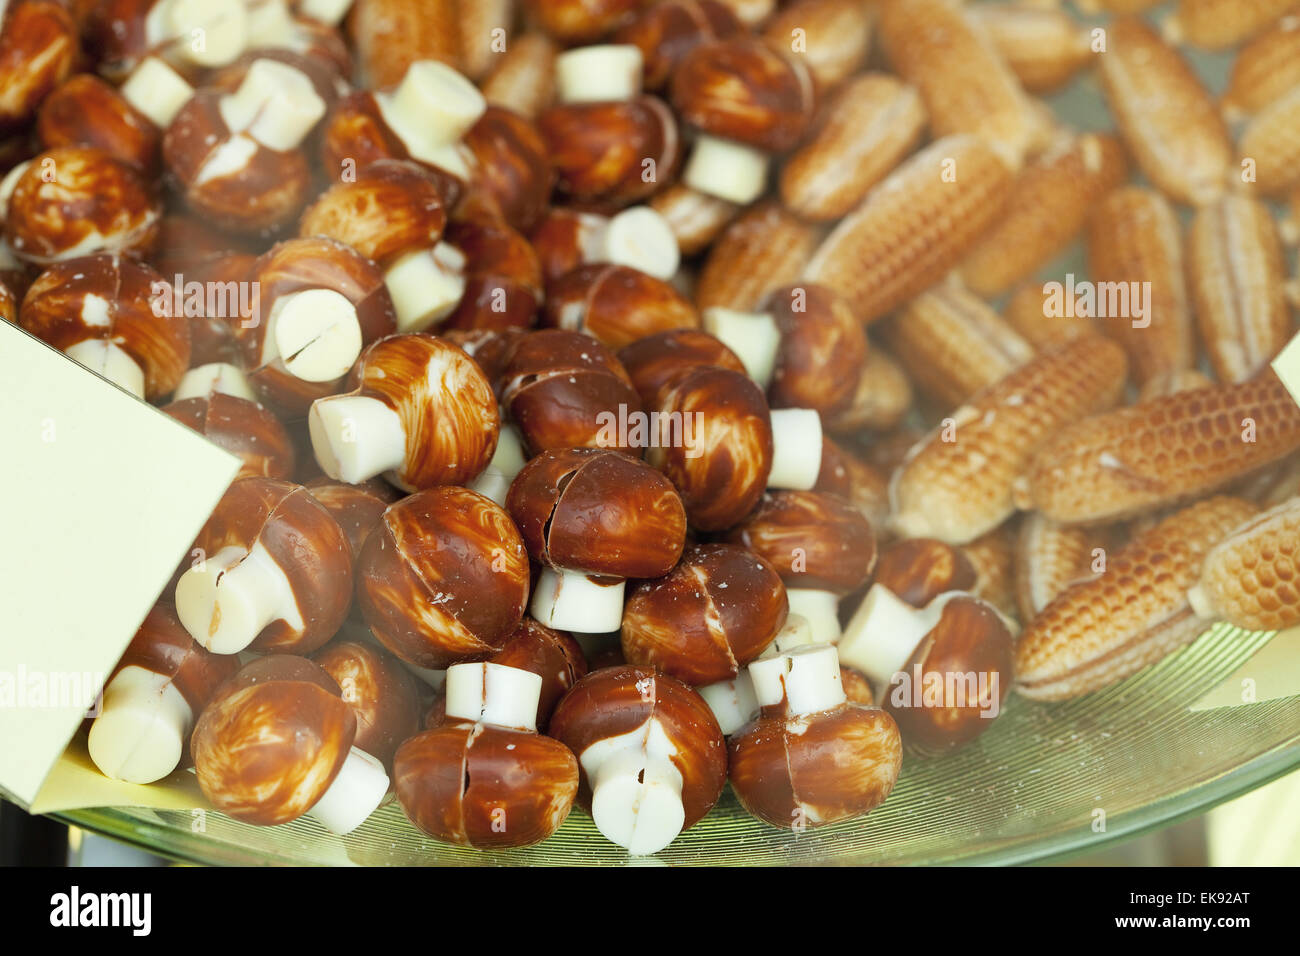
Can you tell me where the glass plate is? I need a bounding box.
[58,624,1300,865]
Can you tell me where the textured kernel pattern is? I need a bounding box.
[969,3,1095,94]
[960,522,1019,619]
[889,335,1128,545]
[1166,0,1299,50]
[1023,373,1300,525]
[1086,187,1196,386]
[1097,17,1231,206]
[1002,281,1097,350]
[1220,16,1300,118]
[879,281,1034,411]
[1238,83,1300,196]
[959,131,1128,297]
[1193,496,1300,630]
[876,0,1047,167]
[802,135,1015,325]
[1189,194,1291,384]
[697,202,824,312]
[1015,512,1101,621]
[1016,496,1259,700]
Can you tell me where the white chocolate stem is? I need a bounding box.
[530,567,626,634]
[555,45,644,103]
[589,748,686,857]
[219,59,326,151]
[375,61,486,174]
[701,307,780,388]
[748,644,846,716]
[120,57,194,129]
[299,0,355,26]
[403,662,447,690]
[683,135,769,205]
[268,289,363,383]
[0,160,31,220]
[174,543,301,654]
[444,662,542,731]
[384,244,467,333]
[1186,584,1216,621]
[87,666,193,784]
[587,206,681,280]
[160,0,250,68]
[838,585,958,689]
[174,362,256,402]
[307,747,390,835]
[696,675,759,736]
[768,408,823,490]
[64,340,146,398]
[467,422,526,506]
[308,393,408,485]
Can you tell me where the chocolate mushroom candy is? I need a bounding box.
[321,60,486,187]
[313,640,421,767]
[729,643,902,829]
[532,205,681,284]
[524,0,648,44]
[726,490,877,643]
[174,478,353,655]
[548,665,727,855]
[163,392,296,480]
[463,106,556,234]
[192,655,389,833]
[18,254,189,399]
[498,329,644,457]
[172,361,257,402]
[424,618,588,732]
[439,204,544,332]
[614,0,744,91]
[814,437,891,530]
[294,0,355,29]
[621,542,787,685]
[874,538,978,610]
[240,0,353,73]
[88,603,239,784]
[541,264,699,349]
[395,662,579,848]
[0,277,16,324]
[2,147,161,265]
[838,585,1014,751]
[357,486,531,668]
[464,422,527,506]
[303,477,402,563]
[648,366,772,531]
[617,328,746,410]
[299,159,468,334]
[0,0,77,134]
[539,93,680,207]
[670,36,814,204]
[235,238,397,415]
[694,611,812,734]
[508,448,688,633]
[163,59,329,236]
[89,0,253,76]
[308,333,499,490]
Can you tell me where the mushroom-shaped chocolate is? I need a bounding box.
[424,618,587,732]
[726,490,877,644]
[507,448,688,633]
[299,159,467,334]
[648,366,772,531]
[814,437,890,529]
[498,329,643,457]
[303,477,403,564]
[440,204,544,332]
[462,105,555,234]
[873,538,978,610]
[88,603,239,784]
[87,0,254,77]
[539,96,679,207]
[395,661,579,848]
[531,204,681,284]
[235,237,398,416]
[838,585,1014,751]
[548,665,728,855]
[669,36,814,204]
[541,264,699,349]
[357,486,531,668]
[729,643,902,829]
[614,0,744,91]
[163,58,329,235]
[192,655,389,833]
[19,254,190,400]
[319,59,486,185]
[313,639,422,767]
[4,147,161,265]
[617,328,746,410]
[621,543,787,684]
[308,333,500,490]
[0,0,77,134]
[162,393,296,480]
[174,478,353,655]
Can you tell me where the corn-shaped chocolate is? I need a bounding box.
[1020,372,1300,525]
[1221,17,1300,121]
[958,131,1128,298]
[889,335,1128,545]
[824,346,915,434]
[697,202,824,312]
[969,3,1096,95]
[1002,281,1097,350]
[1015,496,1259,700]
[1164,0,1299,51]
[876,0,1049,168]
[1238,84,1300,197]
[1085,187,1196,386]
[1189,194,1291,384]
[878,280,1034,410]
[1097,17,1231,206]
[802,135,1015,325]
[960,521,1020,620]
[1136,369,1215,403]
[1014,512,1105,620]
[1188,496,1300,630]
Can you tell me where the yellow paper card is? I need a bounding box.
[0,323,239,808]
